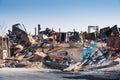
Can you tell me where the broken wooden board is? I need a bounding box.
[44,47,63,54]
[34,52,46,58]
[64,62,81,71]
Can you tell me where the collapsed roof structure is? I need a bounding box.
[0,23,119,72]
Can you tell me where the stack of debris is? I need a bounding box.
[0,23,119,73]
[64,25,120,71]
[0,24,72,69]
[64,40,119,71]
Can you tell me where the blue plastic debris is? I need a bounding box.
[82,41,97,63]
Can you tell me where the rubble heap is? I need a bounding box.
[0,24,119,72]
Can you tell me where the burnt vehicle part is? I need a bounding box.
[43,52,72,70]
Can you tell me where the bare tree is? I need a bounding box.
[0,22,9,36]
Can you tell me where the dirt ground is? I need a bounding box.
[51,42,82,62]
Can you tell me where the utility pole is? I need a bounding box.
[38,24,41,35]
[35,27,37,36]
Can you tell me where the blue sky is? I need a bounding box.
[0,0,120,34]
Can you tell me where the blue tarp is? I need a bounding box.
[82,41,97,62]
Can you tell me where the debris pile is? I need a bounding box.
[0,23,119,72]
[64,25,120,71]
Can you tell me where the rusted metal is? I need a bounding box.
[107,37,120,50]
